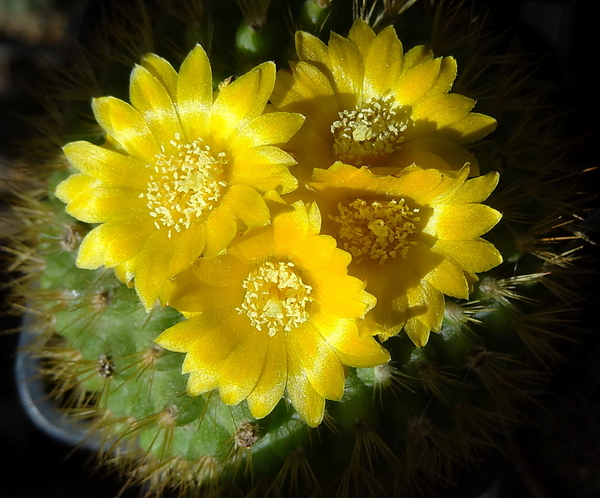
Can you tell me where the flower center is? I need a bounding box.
[143,134,227,238]
[330,198,420,264]
[330,96,412,166]
[237,261,313,336]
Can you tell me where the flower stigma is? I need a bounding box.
[330,198,420,264]
[330,96,412,166]
[142,133,228,238]
[237,261,314,336]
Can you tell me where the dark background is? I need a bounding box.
[1,1,598,497]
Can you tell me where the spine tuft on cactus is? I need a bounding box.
[2,1,594,497]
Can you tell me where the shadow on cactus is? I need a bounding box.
[2,0,595,497]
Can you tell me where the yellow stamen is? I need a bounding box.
[237,261,313,336]
[330,198,419,264]
[330,96,412,165]
[142,135,227,238]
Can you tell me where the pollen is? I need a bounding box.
[142,136,228,238]
[237,261,314,337]
[330,198,420,264]
[330,96,412,166]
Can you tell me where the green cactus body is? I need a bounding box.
[4,1,591,497]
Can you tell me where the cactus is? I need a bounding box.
[2,1,594,497]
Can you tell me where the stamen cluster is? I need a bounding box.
[237,261,314,336]
[331,96,411,165]
[331,198,419,264]
[143,134,227,238]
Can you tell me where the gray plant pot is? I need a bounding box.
[15,320,100,451]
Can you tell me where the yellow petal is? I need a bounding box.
[317,290,372,319]
[192,254,249,288]
[76,221,149,269]
[432,239,503,273]
[202,204,237,259]
[130,64,183,150]
[168,281,241,313]
[155,313,217,352]
[272,63,338,132]
[288,125,338,179]
[327,32,362,109]
[291,234,338,271]
[400,45,434,73]
[130,227,205,310]
[66,186,146,223]
[438,112,497,144]
[313,314,390,367]
[347,19,376,59]
[424,204,502,240]
[219,328,267,405]
[165,222,207,276]
[271,69,298,109]
[246,333,287,419]
[63,142,148,189]
[55,173,101,204]
[394,57,441,105]
[391,137,479,175]
[141,53,178,100]
[445,171,499,204]
[227,226,273,265]
[176,44,212,141]
[181,317,245,373]
[388,167,446,200]
[309,163,446,206]
[187,370,219,396]
[212,62,275,144]
[394,243,443,289]
[286,351,326,427]
[230,112,305,154]
[404,318,432,348]
[291,61,337,106]
[226,184,270,230]
[428,56,457,96]
[126,240,172,309]
[113,261,134,285]
[412,93,475,131]
[309,162,373,191]
[295,30,329,66]
[309,270,365,307]
[419,165,470,206]
[306,201,322,236]
[363,25,402,98]
[272,201,309,252]
[288,322,345,400]
[230,146,297,194]
[92,96,160,161]
[406,281,444,336]
[424,257,469,299]
[382,149,465,177]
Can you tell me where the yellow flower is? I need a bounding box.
[308,162,502,347]
[272,19,496,183]
[155,201,390,427]
[55,45,304,310]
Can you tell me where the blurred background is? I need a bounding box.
[1,0,598,497]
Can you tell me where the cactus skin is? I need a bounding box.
[3,1,593,497]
